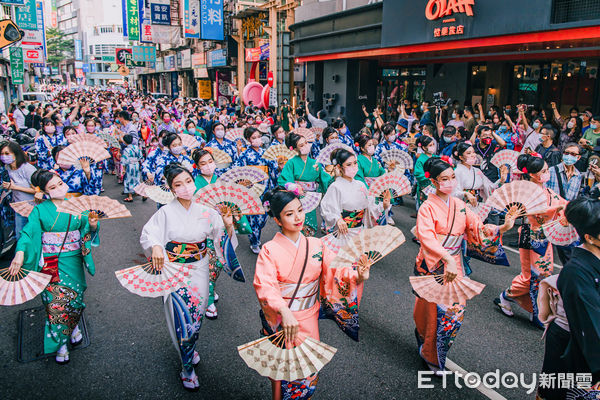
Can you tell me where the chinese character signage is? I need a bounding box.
[139,0,152,42]
[133,45,156,62]
[207,49,226,68]
[10,47,24,84]
[116,48,132,65]
[16,0,37,30]
[151,2,171,25]
[164,55,175,70]
[126,0,140,40]
[74,39,82,60]
[245,48,261,62]
[200,0,224,41]
[184,0,200,38]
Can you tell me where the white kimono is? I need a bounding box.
[452,162,500,202]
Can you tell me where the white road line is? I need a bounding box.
[445,359,508,400]
[503,245,563,271]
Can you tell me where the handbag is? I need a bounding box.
[260,237,310,337]
[41,215,72,283]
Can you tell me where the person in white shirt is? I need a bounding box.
[13,101,27,132]
[304,101,328,129]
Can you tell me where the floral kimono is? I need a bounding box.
[277,155,332,236]
[140,200,243,373]
[121,144,142,194]
[54,166,102,196]
[151,152,195,186]
[16,201,100,354]
[254,233,362,399]
[206,138,239,164]
[35,133,68,170]
[414,194,501,370]
[233,147,279,247]
[506,188,567,319]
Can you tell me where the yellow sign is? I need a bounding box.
[198,80,212,100]
[118,65,130,76]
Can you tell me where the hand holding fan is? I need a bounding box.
[310,127,323,139]
[145,185,175,204]
[56,142,111,168]
[0,267,51,306]
[368,172,411,199]
[485,180,547,217]
[10,200,35,217]
[263,145,297,165]
[237,331,337,381]
[316,143,355,166]
[218,166,268,197]
[179,134,201,149]
[409,274,486,305]
[295,127,316,143]
[225,128,246,144]
[380,148,414,170]
[205,147,232,168]
[542,219,579,246]
[67,133,107,147]
[491,149,520,171]
[97,132,120,148]
[114,261,193,298]
[56,195,132,220]
[194,183,265,216]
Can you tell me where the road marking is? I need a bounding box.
[445,359,508,400]
[503,245,563,271]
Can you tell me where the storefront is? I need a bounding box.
[291,0,600,131]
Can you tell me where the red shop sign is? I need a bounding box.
[425,0,475,21]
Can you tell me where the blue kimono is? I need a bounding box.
[121,144,143,194]
[152,151,195,186]
[54,166,102,196]
[206,138,239,163]
[36,133,68,170]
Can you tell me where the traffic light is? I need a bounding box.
[0,19,23,50]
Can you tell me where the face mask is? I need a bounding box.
[214,129,225,139]
[171,146,184,155]
[344,165,358,179]
[387,134,397,143]
[276,132,285,141]
[442,136,453,143]
[498,125,508,133]
[72,121,79,127]
[365,123,372,128]
[299,144,311,155]
[329,138,340,144]
[188,128,196,134]
[59,163,72,170]
[438,179,457,194]
[174,183,196,200]
[452,113,457,119]
[591,123,598,130]
[426,145,436,154]
[251,137,262,148]
[536,171,551,183]
[366,145,375,156]
[48,184,69,199]
[474,113,480,119]
[0,154,15,164]
[44,126,56,134]
[163,117,171,123]
[487,111,492,117]
[420,105,424,111]
[200,162,216,176]
[567,121,575,129]
[395,127,401,133]
[563,154,578,166]
[533,122,541,129]
[465,156,477,166]
[481,137,492,145]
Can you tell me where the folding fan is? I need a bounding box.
[368,172,411,199]
[218,166,268,198]
[491,149,520,171]
[320,228,362,254]
[145,185,175,204]
[134,182,152,197]
[205,147,232,168]
[422,184,436,197]
[263,145,297,164]
[299,191,322,213]
[365,177,377,187]
[56,195,132,220]
[225,128,246,143]
[310,127,323,138]
[237,331,337,382]
[467,202,492,221]
[114,261,193,298]
[97,132,120,148]
[316,143,355,166]
[542,219,580,246]
[194,183,265,216]
[380,148,414,170]
[0,267,51,306]
[10,200,35,217]
[179,134,201,149]
[56,141,111,167]
[295,127,316,143]
[330,225,406,269]
[257,122,270,133]
[485,180,547,216]
[409,274,486,305]
[67,133,107,147]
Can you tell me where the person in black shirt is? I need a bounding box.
[24,104,42,131]
[471,125,506,182]
[535,124,562,167]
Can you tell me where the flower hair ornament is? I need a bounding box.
[331,159,338,166]
[284,182,302,197]
[440,155,453,164]
[204,147,213,155]
[522,167,528,174]
[263,200,271,212]
[424,171,431,178]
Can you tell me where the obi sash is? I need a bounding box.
[437,233,464,256]
[250,165,269,176]
[42,231,81,254]
[280,278,319,312]
[341,209,364,228]
[65,192,82,199]
[295,181,318,192]
[165,240,207,263]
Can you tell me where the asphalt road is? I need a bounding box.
[0,176,550,400]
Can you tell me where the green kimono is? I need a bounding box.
[278,155,332,235]
[356,154,386,187]
[16,201,99,354]
[414,153,433,207]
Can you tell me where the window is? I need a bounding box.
[552,0,600,23]
[100,26,114,34]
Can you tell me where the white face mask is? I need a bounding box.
[299,144,311,155]
[214,129,225,139]
[567,121,575,129]
[251,137,262,148]
[200,161,216,176]
[276,131,285,141]
[48,183,69,199]
[387,134,397,143]
[344,165,358,179]
[174,183,196,200]
[365,145,375,156]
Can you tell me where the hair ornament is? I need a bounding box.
[424,171,430,178]
[263,200,271,212]
[522,167,528,174]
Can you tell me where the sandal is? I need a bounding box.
[180,371,199,391]
[192,351,200,366]
[70,325,83,346]
[56,345,70,365]
[123,198,133,202]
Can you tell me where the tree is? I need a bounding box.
[45,27,74,67]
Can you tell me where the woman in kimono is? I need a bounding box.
[374,123,406,165]
[414,157,515,374]
[254,187,372,400]
[148,133,195,186]
[156,111,178,135]
[495,154,567,329]
[310,127,336,161]
[121,134,142,202]
[8,169,99,364]
[140,163,241,391]
[234,127,280,254]
[270,124,286,146]
[277,133,332,236]
[413,135,436,210]
[321,149,391,234]
[36,118,68,170]
[52,146,102,197]
[355,134,386,187]
[205,122,239,163]
[192,148,250,319]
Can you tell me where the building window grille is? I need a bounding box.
[552,0,600,23]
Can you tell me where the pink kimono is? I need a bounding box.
[414,194,500,370]
[254,232,361,399]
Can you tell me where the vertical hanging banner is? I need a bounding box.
[184,0,200,38]
[126,0,140,41]
[10,47,24,84]
[200,0,224,41]
[139,0,152,43]
[15,0,37,30]
[121,0,128,38]
[151,1,171,25]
